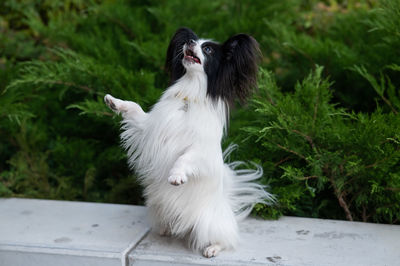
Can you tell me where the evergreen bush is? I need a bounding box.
[240,67,400,223]
[1,0,399,223]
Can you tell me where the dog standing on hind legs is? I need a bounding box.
[104,27,274,257]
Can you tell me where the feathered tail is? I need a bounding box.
[223,144,275,221]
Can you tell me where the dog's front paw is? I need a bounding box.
[168,173,187,186]
[104,94,118,112]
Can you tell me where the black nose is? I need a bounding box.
[188,39,196,47]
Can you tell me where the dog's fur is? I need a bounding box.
[104,28,273,257]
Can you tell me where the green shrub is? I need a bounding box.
[239,67,400,223]
[1,0,399,223]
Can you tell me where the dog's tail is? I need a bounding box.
[223,144,275,221]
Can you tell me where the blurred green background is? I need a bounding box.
[1,0,399,224]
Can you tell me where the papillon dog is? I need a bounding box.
[104,28,273,257]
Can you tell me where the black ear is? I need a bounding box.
[212,34,260,104]
[165,27,198,84]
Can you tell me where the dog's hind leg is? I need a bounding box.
[203,244,223,258]
[159,226,172,237]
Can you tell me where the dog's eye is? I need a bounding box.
[203,46,213,55]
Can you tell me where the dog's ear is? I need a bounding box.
[165,27,198,84]
[218,34,261,104]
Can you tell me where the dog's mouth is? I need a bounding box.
[184,48,201,64]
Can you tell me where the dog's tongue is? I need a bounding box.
[185,55,200,64]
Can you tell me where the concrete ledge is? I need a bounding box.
[0,198,150,266]
[1,198,399,266]
[130,216,400,266]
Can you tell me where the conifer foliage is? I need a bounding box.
[1,0,399,223]
[244,67,400,223]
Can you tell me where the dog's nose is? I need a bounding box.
[188,39,196,47]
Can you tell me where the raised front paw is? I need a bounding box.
[168,173,187,186]
[104,94,119,112]
[104,94,145,118]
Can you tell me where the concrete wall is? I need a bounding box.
[0,198,399,266]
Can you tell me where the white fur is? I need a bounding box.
[105,38,273,257]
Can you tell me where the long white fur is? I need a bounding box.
[104,39,273,257]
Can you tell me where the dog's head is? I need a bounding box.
[165,28,260,104]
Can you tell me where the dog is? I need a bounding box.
[104,27,273,257]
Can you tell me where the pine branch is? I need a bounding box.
[291,129,316,150]
[104,15,136,40]
[312,90,319,130]
[276,143,307,161]
[274,156,292,167]
[385,187,400,192]
[297,175,319,180]
[326,167,353,221]
[49,80,96,94]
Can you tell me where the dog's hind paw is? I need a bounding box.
[168,173,187,186]
[159,227,171,237]
[203,244,222,258]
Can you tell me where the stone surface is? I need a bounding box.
[1,198,400,266]
[0,198,150,266]
[129,216,400,266]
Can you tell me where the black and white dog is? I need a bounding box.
[105,28,273,257]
